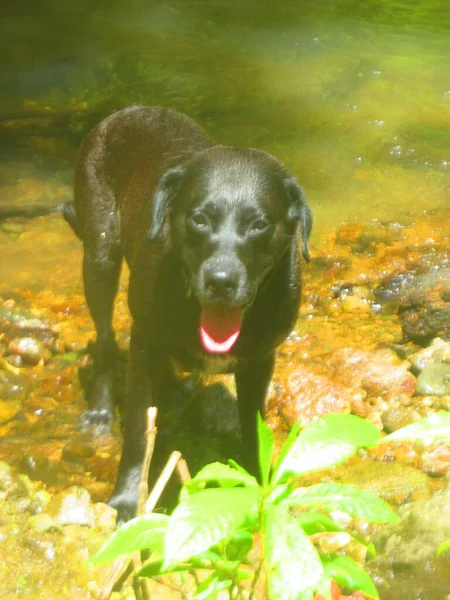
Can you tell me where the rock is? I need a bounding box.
[398,268,450,344]
[0,222,25,236]
[337,461,431,505]
[335,222,365,246]
[28,489,52,514]
[340,293,372,314]
[369,483,450,600]
[421,444,450,476]
[415,363,450,396]
[310,254,352,271]
[0,462,14,491]
[335,220,405,253]
[0,315,58,346]
[7,337,52,365]
[409,338,450,373]
[5,473,34,501]
[62,441,95,463]
[0,399,21,423]
[267,367,353,428]
[381,406,421,433]
[26,513,61,533]
[46,487,95,527]
[327,347,416,399]
[374,272,416,307]
[315,531,352,554]
[93,502,117,531]
[20,455,59,485]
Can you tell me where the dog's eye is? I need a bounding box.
[188,213,210,232]
[250,218,269,233]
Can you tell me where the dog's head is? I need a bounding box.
[148,147,312,354]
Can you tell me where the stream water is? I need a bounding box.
[0,2,450,599]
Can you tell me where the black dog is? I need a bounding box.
[63,106,312,522]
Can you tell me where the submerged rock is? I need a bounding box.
[7,336,52,365]
[337,461,431,505]
[327,347,416,399]
[370,482,450,600]
[415,362,450,396]
[335,220,405,253]
[0,399,21,423]
[267,367,353,428]
[398,268,450,344]
[409,337,450,372]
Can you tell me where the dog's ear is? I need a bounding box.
[283,177,313,262]
[148,167,186,241]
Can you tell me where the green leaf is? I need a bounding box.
[225,529,253,562]
[284,483,398,523]
[164,487,261,569]
[138,558,179,578]
[266,482,293,505]
[437,538,450,558]
[271,421,302,484]
[258,412,274,486]
[88,514,169,565]
[236,568,254,581]
[323,556,379,599]
[381,412,450,445]
[264,503,324,600]
[194,573,233,599]
[184,462,259,495]
[274,414,381,484]
[228,459,253,477]
[295,511,343,535]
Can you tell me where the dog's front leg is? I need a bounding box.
[235,352,276,479]
[109,325,170,523]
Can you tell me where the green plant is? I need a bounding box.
[90,413,398,599]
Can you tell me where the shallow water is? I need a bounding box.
[2,0,450,243]
[0,5,450,598]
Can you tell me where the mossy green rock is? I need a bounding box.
[416,362,450,396]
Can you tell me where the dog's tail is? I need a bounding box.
[61,202,83,240]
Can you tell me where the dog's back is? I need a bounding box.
[64,106,213,258]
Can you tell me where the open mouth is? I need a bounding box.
[200,305,243,354]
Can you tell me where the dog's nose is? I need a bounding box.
[204,269,239,299]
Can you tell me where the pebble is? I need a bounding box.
[0,399,21,423]
[7,337,52,365]
[416,363,450,396]
[26,514,61,533]
[62,441,95,463]
[409,338,450,373]
[46,487,96,527]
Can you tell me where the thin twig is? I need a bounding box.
[97,407,158,600]
[145,451,182,513]
[97,557,132,600]
[135,407,158,600]
[96,409,192,600]
[137,407,158,516]
[138,449,185,600]
[176,457,191,484]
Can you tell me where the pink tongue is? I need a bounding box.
[200,306,242,354]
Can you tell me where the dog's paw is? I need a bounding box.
[78,408,113,436]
